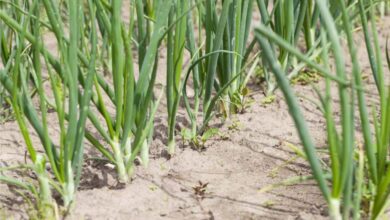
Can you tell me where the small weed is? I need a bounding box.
[149,185,158,192]
[291,69,321,85]
[230,87,255,114]
[262,200,276,208]
[181,128,220,151]
[260,95,276,106]
[228,119,242,131]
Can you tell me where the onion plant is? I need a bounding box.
[0,0,97,217]
[200,0,254,118]
[256,0,390,219]
[180,0,259,147]
[256,0,362,95]
[53,0,171,180]
[358,0,390,218]
[0,0,171,185]
[83,0,170,180]
[0,5,170,217]
[166,0,189,154]
[256,0,323,95]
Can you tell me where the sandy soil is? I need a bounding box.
[0,86,328,220]
[0,12,389,220]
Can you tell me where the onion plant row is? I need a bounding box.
[256,0,390,219]
[0,0,169,217]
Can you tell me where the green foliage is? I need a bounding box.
[181,127,219,150]
[256,0,390,219]
[0,0,389,219]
